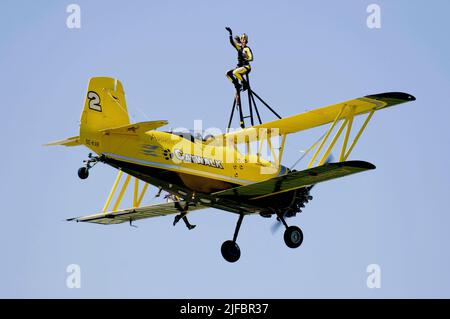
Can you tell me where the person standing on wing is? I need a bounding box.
[225,27,253,92]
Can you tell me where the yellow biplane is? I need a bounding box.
[47,77,415,262]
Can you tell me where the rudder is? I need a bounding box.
[78,77,130,152]
[80,77,130,135]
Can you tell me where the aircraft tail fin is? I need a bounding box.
[80,77,130,135]
[45,77,131,150]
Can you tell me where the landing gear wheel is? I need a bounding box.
[78,167,89,179]
[284,226,303,248]
[221,240,241,263]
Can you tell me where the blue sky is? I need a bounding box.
[1,0,450,298]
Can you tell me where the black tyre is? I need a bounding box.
[221,240,241,263]
[284,226,303,248]
[78,167,89,179]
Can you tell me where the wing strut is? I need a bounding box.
[307,105,376,168]
[103,171,150,213]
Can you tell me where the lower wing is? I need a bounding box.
[67,201,206,225]
[68,161,374,224]
[212,160,376,200]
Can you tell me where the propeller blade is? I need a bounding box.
[271,219,283,234]
[270,155,332,236]
[290,132,327,170]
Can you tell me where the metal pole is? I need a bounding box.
[250,91,263,124]
[246,75,254,126]
[227,96,237,130]
[237,91,245,128]
[251,90,282,119]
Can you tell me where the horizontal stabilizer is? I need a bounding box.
[44,136,81,147]
[67,201,206,225]
[100,120,168,136]
[213,160,376,200]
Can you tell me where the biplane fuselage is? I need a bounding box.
[88,127,295,215]
[89,129,283,193]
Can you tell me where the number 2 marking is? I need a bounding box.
[87,91,102,112]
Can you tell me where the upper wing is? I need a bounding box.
[67,201,206,225]
[212,160,376,200]
[213,92,415,144]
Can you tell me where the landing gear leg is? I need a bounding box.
[221,213,244,263]
[276,212,304,249]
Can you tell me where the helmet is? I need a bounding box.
[240,33,248,42]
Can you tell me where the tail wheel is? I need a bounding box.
[284,226,303,248]
[221,240,241,263]
[78,167,89,179]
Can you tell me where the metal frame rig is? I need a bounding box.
[227,74,282,130]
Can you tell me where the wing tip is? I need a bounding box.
[338,160,376,170]
[365,92,416,103]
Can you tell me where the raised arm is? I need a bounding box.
[226,27,239,50]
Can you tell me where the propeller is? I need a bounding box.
[270,215,284,234]
[290,132,326,171]
[270,154,334,234]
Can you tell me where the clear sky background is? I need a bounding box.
[1,0,449,298]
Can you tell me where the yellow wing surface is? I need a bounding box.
[67,201,206,225]
[215,92,416,143]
